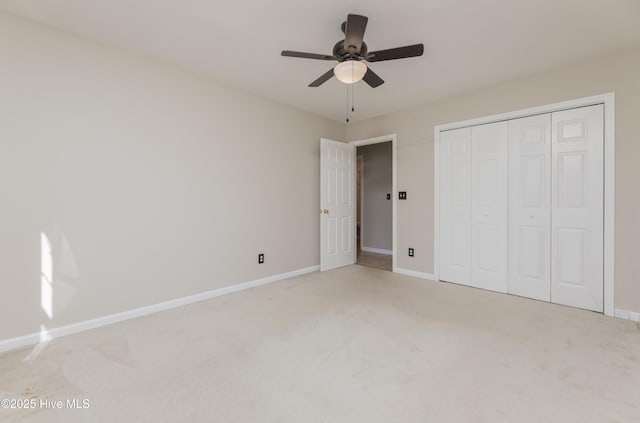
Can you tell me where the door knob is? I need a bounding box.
[323,209,330,214]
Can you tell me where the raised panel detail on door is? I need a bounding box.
[471,121,508,292]
[340,216,351,252]
[558,152,586,208]
[557,228,585,285]
[450,163,467,206]
[439,127,471,285]
[518,226,545,278]
[551,105,604,312]
[559,121,585,140]
[521,156,544,207]
[508,114,551,302]
[327,218,337,254]
[341,169,351,204]
[476,224,499,271]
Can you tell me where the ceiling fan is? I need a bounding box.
[281,14,424,88]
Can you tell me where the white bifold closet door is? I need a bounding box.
[551,105,604,312]
[440,104,604,312]
[508,114,552,301]
[508,106,604,310]
[470,122,508,292]
[439,127,472,285]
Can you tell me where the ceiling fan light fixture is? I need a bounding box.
[334,60,367,84]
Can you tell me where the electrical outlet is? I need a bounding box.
[408,248,414,257]
[258,253,264,264]
[399,191,407,200]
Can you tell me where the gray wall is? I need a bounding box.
[347,47,640,313]
[358,142,392,252]
[0,13,344,341]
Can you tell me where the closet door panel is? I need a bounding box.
[551,105,604,312]
[508,114,552,301]
[471,122,508,292]
[439,128,472,285]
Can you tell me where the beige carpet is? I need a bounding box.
[1,265,639,422]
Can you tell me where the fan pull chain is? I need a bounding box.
[345,84,349,123]
[352,82,355,112]
[351,63,355,112]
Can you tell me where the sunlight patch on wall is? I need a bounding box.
[41,232,53,319]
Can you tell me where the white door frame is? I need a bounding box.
[434,93,615,316]
[349,134,397,272]
[357,155,365,252]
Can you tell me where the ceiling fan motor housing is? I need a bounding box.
[333,40,368,62]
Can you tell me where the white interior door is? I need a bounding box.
[508,114,552,301]
[439,127,471,285]
[320,139,356,271]
[551,105,604,312]
[470,122,508,292]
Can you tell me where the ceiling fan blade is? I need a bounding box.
[309,68,335,87]
[281,50,336,61]
[366,44,424,62]
[344,14,368,54]
[362,67,384,88]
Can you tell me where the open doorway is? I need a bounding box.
[355,141,393,271]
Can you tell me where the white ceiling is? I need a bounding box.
[2,0,640,122]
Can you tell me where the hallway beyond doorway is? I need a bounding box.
[357,250,392,271]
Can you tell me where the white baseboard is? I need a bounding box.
[361,247,393,256]
[394,268,436,281]
[0,265,319,354]
[614,308,640,323]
